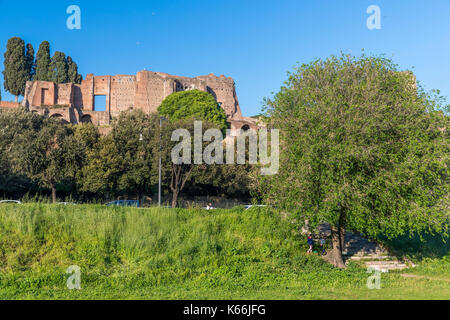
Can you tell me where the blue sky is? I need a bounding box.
[0,0,449,116]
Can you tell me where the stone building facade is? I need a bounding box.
[21,70,258,134]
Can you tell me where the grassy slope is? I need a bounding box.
[0,204,448,300]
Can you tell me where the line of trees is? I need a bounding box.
[1,49,447,268]
[2,37,82,102]
[0,90,253,205]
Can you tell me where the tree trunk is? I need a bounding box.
[330,225,346,268]
[51,184,57,203]
[338,209,346,254]
[138,192,143,208]
[171,189,179,208]
[339,225,345,253]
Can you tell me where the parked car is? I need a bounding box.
[0,200,22,204]
[244,205,267,210]
[106,200,140,208]
[56,202,77,206]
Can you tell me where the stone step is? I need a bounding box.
[364,261,409,271]
[345,243,381,248]
[366,261,405,265]
[343,251,387,256]
[366,265,408,271]
[350,256,392,261]
[347,249,383,252]
[345,247,379,250]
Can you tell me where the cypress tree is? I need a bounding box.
[26,43,35,81]
[35,41,51,81]
[2,37,29,101]
[67,56,82,84]
[48,51,68,84]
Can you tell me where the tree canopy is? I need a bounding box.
[158,89,228,130]
[80,110,159,199]
[2,38,84,85]
[257,53,449,267]
[2,37,31,101]
[35,41,52,81]
[49,51,68,84]
[67,56,82,84]
[11,117,84,203]
[25,44,35,81]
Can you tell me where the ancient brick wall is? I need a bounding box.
[199,74,244,121]
[79,74,94,110]
[134,71,167,115]
[23,81,56,107]
[111,75,136,116]
[0,101,20,109]
[56,83,73,106]
[22,70,255,130]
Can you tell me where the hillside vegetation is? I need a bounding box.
[0,204,448,300]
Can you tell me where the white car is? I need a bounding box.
[0,200,22,204]
[244,205,267,210]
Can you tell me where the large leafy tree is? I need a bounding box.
[3,37,30,101]
[110,110,159,199]
[35,41,52,81]
[0,108,42,195]
[80,135,123,197]
[157,90,230,207]
[80,110,159,200]
[48,51,68,84]
[188,154,253,199]
[158,89,228,130]
[158,119,222,208]
[73,122,100,151]
[11,117,84,202]
[258,53,449,268]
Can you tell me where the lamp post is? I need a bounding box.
[158,116,167,206]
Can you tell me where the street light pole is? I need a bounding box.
[158,116,167,207]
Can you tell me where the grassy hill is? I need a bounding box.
[0,204,448,300]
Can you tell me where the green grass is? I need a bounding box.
[0,204,448,300]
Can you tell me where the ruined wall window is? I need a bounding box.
[41,88,49,105]
[94,95,106,112]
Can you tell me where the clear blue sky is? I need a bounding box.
[1,0,449,116]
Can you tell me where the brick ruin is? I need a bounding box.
[20,70,258,134]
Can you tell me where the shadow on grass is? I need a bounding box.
[382,232,449,261]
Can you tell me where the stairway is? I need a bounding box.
[316,224,414,272]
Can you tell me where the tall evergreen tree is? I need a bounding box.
[35,41,51,81]
[25,43,35,81]
[48,51,68,84]
[2,37,29,101]
[67,56,82,84]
